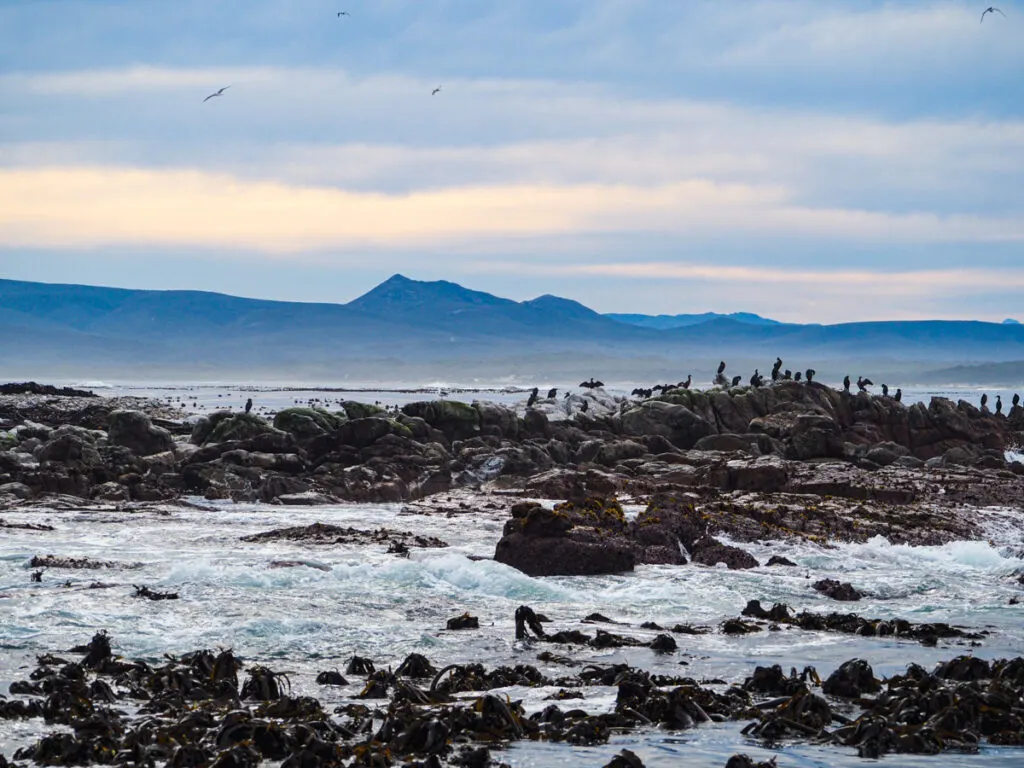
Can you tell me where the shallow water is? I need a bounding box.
[3,499,1024,764]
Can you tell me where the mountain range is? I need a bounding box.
[1,274,1022,384]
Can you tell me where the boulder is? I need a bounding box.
[402,400,481,442]
[108,410,175,457]
[494,530,635,576]
[36,433,103,468]
[273,407,346,441]
[822,659,880,698]
[689,537,759,569]
[621,401,715,449]
[341,401,386,420]
[813,578,862,601]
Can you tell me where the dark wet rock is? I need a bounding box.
[822,659,880,698]
[30,554,140,570]
[722,619,762,635]
[0,482,34,500]
[741,600,792,621]
[272,406,346,442]
[602,749,646,768]
[649,634,678,653]
[315,670,348,686]
[446,613,480,630]
[0,382,96,397]
[766,555,797,567]
[402,400,481,442]
[725,755,778,768]
[107,410,175,457]
[813,579,863,601]
[690,537,759,569]
[622,400,715,449]
[241,522,447,549]
[133,585,179,601]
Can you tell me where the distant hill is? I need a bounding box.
[916,361,1024,387]
[3,275,1024,381]
[606,311,781,329]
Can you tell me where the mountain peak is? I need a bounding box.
[348,274,515,316]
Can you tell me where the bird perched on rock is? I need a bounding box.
[731,375,742,387]
[782,369,792,380]
[1014,393,1021,408]
[750,370,763,388]
[981,393,989,410]
[806,369,816,383]
[894,388,903,403]
[245,398,253,414]
[680,375,692,390]
[857,376,873,392]
[771,357,783,381]
[718,361,726,376]
[526,387,539,408]
[546,388,558,399]
[996,395,1003,415]
[882,383,889,397]
[794,371,802,382]
[843,375,851,393]
[580,399,589,413]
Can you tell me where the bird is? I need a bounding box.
[771,357,783,381]
[717,361,726,375]
[782,369,792,381]
[996,395,1003,415]
[894,388,903,403]
[431,86,442,96]
[981,7,1005,23]
[731,375,742,387]
[203,86,230,103]
[794,371,802,382]
[843,375,851,393]
[580,399,589,413]
[750,369,763,388]
[857,376,873,392]
[1014,393,1021,408]
[546,388,558,399]
[526,387,539,408]
[805,369,816,383]
[882,383,889,397]
[680,375,692,390]
[981,393,989,410]
[244,397,253,414]
[337,10,350,16]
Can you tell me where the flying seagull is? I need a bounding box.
[981,7,1005,22]
[203,86,230,103]
[337,11,349,16]
[431,86,442,96]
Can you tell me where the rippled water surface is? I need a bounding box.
[3,499,1024,765]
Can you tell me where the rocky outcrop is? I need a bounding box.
[108,410,175,457]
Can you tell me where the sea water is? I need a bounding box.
[3,499,1024,766]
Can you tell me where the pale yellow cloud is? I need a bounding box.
[0,165,1021,254]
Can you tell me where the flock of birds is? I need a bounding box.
[198,7,1010,104]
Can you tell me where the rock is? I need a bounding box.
[813,578,862,601]
[36,433,103,468]
[273,407,346,441]
[0,481,33,499]
[340,401,386,420]
[336,417,411,449]
[402,400,481,442]
[274,492,336,506]
[822,659,880,698]
[767,555,797,567]
[690,537,759,569]
[726,456,789,492]
[494,530,634,577]
[621,401,715,449]
[107,410,175,457]
[694,434,755,453]
[446,613,480,630]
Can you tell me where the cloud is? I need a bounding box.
[0,165,1020,254]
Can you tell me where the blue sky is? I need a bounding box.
[0,0,1022,322]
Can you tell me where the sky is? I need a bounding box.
[0,0,1022,323]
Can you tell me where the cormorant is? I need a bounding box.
[882,383,889,397]
[546,388,558,399]
[717,361,726,375]
[1014,393,1021,407]
[843,375,851,393]
[794,371,802,382]
[580,400,589,413]
[681,375,692,390]
[750,370,762,388]
[981,7,1006,23]
[244,398,253,414]
[806,369,815,383]
[771,357,783,381]
[981,393,989,410]
[203,86,230,103]
[894,388,903,403]
[857,376,873,392]
[783,369,792,380]
[996,395,1003,415]
[731,375,742,387]
[580,378,604,389]
[527,387,539,408]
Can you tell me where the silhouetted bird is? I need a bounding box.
[731,375,742,387]
[806,369,815,383]
[1014,393,1021,408]
[771,357,783,381]
[783,369,792,380]
[857,376,873,392]
[750,370,763,388]
[580,378,604,389]
[527,387,539,408]
[580,399,589,413]
[843,375,851,393]
[981,393,989,410]
[794,371,802,382]
[203,86,230,103]
[882,383,889,397]
[337,10,350,16]
[244,398,253,414]
[996,395,1003,415]
[432,86,442,96]
[718,361,726,375]
[546,388,558,399]
[981,7,1006,23]
[894,388,903,403]
[681,375,692,390]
